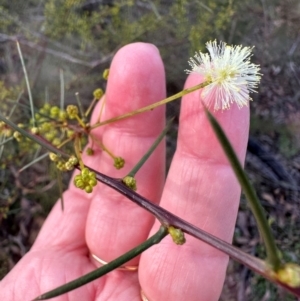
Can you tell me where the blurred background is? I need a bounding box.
[0,0,300,300]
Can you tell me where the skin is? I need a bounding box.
[0,42,249,301]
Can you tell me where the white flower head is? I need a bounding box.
[186,40,261,111]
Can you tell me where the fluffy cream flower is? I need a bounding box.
[186,40,261,110]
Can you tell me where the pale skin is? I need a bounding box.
[0,42,249,300]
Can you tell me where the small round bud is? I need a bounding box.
[74,174,81,181]
[81,167,90,177]
[86,147,94,155]
[75,179,84,189]
[84,185,93,193]
[39,122,51,133]
[13,131,22,142]
[31,127,39,134]
[65,161,74,171]
[93,88,103,99]
[88,171,95,178]
[66,129,75,138]
[50,106,60,118]
[66,105,79,119]
[276,263,300,288]
[52,138,61,146]
[168,226,186,245]
[45,132,55,141]
[56,161,67,171]
[68,156,78,166]
[114,157,125,169]
[103,69,109,80]
[122,176,137,191]
[89,178,97,187]
[59,110,68,121]
[49,152,59,162]
[43,103,51,111]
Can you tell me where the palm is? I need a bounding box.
[0,43,249,301]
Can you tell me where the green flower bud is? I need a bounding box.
[57,161,67,171]
[86,147,94,155]
[45,132,55,141]
[81,167,89,176]
[39,122,51,133]
[50,106,60,118]
[66,105,79,119]
[31,127,39,134]
[66,129,75,138]
[68,156,78,166]
[75,179,84,188]
[65,161,74,171]
[88,171,95,178]
[13,131,22,142]
[49,152,59,162]
[114,157,125,170]
[276,263,300,288]
[122,176,137,191]
[84,185,93,193]
[93,88,103,99]
[59,110,68,121]
[89,178,97,187]
[168,226,186,245]
[52,138,61,146]
[103,69,109,80]
[43,103,51,111]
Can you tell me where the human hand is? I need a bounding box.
[0,42,249,301]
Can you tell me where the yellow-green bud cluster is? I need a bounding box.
[35,104,67,122]
[49,153,78,171]
[93,88,103,99]
[66,105,79,119]
[33,104,68,146]
[49,105,67,121]
[114,157,125,169]
[74,167,97,193]
[65,156,78,171]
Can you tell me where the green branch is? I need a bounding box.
[204,107,281,271]
[32,226,168,300]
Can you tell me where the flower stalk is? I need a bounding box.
[91,81,210,129]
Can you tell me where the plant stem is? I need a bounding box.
[0,113,68,158]
[59,69,65,111]
[16,41,35,127]
[32,226,168,300]
[91,81,209,129]
[204,108,282,271]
